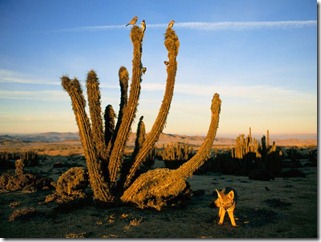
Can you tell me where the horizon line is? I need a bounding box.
[0,131,317,137]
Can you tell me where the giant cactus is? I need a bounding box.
[60,19,221,207]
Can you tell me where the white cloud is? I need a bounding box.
[141,82,315,106]
[0,67,315,109]
[0,90,67,102]
[0,69,58,86]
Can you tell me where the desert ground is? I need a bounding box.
[0,133,318,238]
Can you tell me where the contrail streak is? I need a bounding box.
[55,20,316,32]
[175,20,316,30]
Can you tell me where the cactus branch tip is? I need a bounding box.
[211,93,221,112]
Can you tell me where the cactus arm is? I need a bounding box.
[174,93,221,178]
[61,76,114,202]
[61,77,95,163]
[104,104,116,151]
[114,66,129,135]
[132,116,146,161]
[124,28,179,188]
[86,70,106,158]
[106,67,129,156]
[121,94,221,210]
[108,26,144,185]
[117,115,146,189]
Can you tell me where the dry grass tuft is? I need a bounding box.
[101,234,118,238]
[120,213,129,219]
[65,232,88,238]
[129,217,143,226]
[8,207,36,221]
[124,217,143,231]
[9,201,21,208]
[107,214,116,224]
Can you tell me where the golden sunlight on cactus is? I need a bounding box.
[60,18,221,208]
[120,93,221,210]
[123,27,180,188]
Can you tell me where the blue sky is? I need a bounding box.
[0,0,317,137]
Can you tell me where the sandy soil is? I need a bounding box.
[0,155,317,238]
[0,135,318,238]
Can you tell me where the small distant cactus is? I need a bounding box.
[15,159,24,177]
[160,142,194,169]
[0,151,38,169]
[230,128,282,177]
[0,159,53,192]
[231,127,260,159]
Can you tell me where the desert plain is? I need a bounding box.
[0,132,318,238]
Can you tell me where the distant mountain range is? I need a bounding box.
[0,132,79,143]
[0,132,317,147]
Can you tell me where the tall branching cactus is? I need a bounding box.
[61,22,181,202]
[61,19,222,208]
